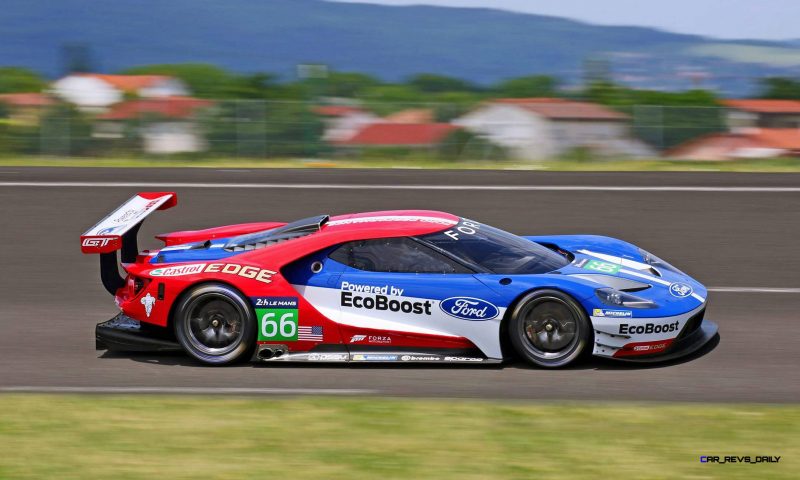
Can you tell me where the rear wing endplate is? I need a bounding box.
[81,192,177,254]
[80,192,177,295]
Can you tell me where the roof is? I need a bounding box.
[385,108,434,124]
[490,98,628,120]
[98,97,214,120]
[0,92,55,107]
[323,210,459,236]
[314,105,366,116]
[335,123,460,146]
[751,128,800,149]
[666,128,800,160]
[722,99,800,114]
[74,74,174,92]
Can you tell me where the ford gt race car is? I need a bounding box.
[81,192,717,367]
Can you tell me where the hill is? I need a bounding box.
[2,0,800,95]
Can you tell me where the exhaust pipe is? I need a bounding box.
[258,348,274,360]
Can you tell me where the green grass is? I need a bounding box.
[2,156,800,172]
[0,395,797,480]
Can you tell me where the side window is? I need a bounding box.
[329,237,471,274]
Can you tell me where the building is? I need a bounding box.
[95,97,213,154]
[315,105,380,143]
[0,93,56,123]
[723,99,800,129]
[666,128,800,160]
[453,98,655,160]
[52,74,189,109]
[333,122,460,148]
[384,108,434,124]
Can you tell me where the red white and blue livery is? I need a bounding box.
[81,192,718,367]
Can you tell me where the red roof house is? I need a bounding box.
[666,128,800,160]
[98,97,213,120]
[334,123,460,147]
[0,93,56,107]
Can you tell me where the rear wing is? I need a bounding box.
[81,192,177,294]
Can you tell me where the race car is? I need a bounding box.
[81,192,717,367]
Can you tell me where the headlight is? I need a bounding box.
[639,248,685,275]
[596,288,657,309]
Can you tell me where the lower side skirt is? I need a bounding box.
[254,344,501,365]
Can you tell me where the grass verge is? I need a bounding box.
[0,395,797,479]
[2,156,800,172]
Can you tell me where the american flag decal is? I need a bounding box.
[298,325,323,342]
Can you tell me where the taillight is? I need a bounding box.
[127,275,147,296]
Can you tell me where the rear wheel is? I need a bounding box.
[508,289,591,368]
[173,283,256,365]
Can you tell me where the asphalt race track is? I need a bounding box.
[1,167,799,402]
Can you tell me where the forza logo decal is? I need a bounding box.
[149,263,276,284]
[341,292,433,315]
[82,237,112,248]
[619,321,680,335]
[439,297,499,321]
[349,334,390,344]
[669,282,693,298]
[254,297,299,342]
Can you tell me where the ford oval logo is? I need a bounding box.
[440,297,499,321]
[669,282,693,298]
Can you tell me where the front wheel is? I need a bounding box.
[173,283,256,365]
[508,289,591,368]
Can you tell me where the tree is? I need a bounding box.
[759,77,800,100]
[583,81,724,150]
[203,100,323,157]
[407,74,479,93]
[121,64,243,98]
[0,67,46,93]
[323,72,381,98]
[494,75,558,98]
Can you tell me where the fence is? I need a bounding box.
[0,99,728,161]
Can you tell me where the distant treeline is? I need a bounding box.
[4,63,800,106]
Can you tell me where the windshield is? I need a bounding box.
[418,219,570,274]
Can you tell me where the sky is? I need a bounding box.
[332,0,800,41]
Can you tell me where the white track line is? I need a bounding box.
[0,181,799,192]
[0,386,376,395]
[707,287,800,293]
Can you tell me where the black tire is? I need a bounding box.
[173,283,256,365]
[508,289,591,368]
